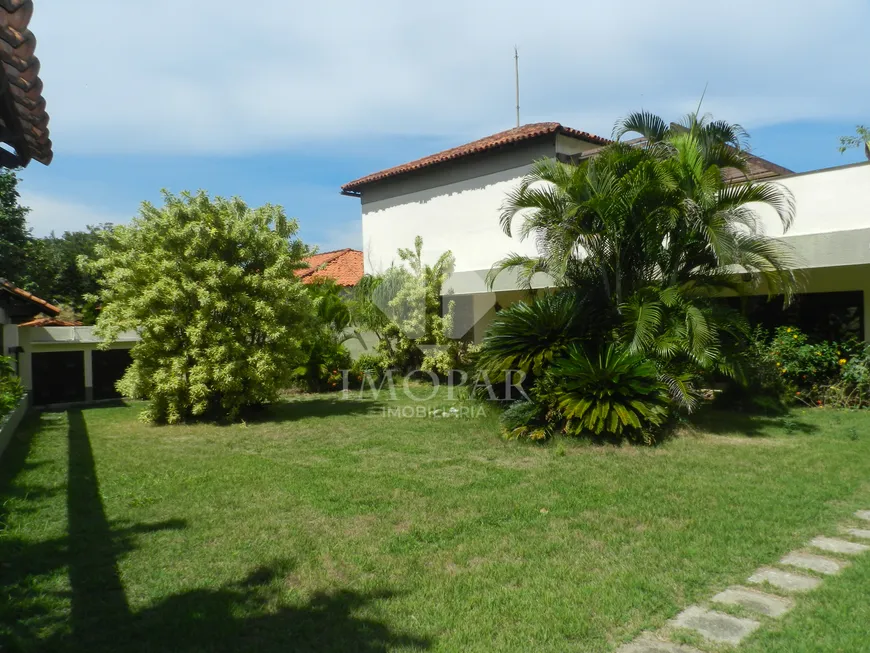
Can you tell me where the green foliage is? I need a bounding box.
[499,400,548,441]
[350,352,390,386]
[25,224,109,321]
[543,344,671,444]
[716,326,794,414]
[295,279,356,392]
[0,355,24,419]
[0,170,30,284]
[352,236,459,374]
[84,190,314,423]
[839,125,869,158]
[476,292,581,377]
[766,326,848,398]
[481,110,799,439]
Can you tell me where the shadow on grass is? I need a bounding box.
[247,396,385,424]
[1,408,430,653]
[687,405,819,438]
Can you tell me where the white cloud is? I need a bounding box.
[20,191,131,237]
[30,0,870,156]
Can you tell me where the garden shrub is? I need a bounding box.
[542,344,671,444]
[716,326,795,413]
[767,326,849,398]
[499,400,548,441]
[350,352,391,387]
[84,191,314,423]
[0,356,24,420]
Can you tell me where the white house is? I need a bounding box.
[1,280,138,406]
[342,122,870,342]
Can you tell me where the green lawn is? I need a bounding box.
[1,391,870,652]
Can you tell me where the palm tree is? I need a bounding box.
[486,111,800,406]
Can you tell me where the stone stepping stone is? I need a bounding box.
[669,606,760,645]
[810,536,870,555]
[747,567,822,593]
[856,510,870,522]
[710,586,793,618]
[847,528,870,540]
[781,552,848,575]
[617,635,704,653]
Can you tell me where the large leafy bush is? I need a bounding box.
[85,191,314,423]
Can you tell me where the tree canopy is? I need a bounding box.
[85,191,314,423]
[0,170,30,282]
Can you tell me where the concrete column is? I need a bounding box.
[84,348,94,402]
[471,292,498,343]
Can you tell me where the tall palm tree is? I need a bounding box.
[486,111,800,405]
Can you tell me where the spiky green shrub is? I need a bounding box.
[476,292,581,377]
[544,344,671,444]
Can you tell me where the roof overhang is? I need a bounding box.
[0,0,52,168]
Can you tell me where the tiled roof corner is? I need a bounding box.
[341,123,609,192]
[296,249,364,287]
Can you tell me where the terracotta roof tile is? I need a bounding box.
[296,249,364,287]
[721,152,793,183]
[18,317,81,327]
[0,0,52,167]
[0,277,60,314]
[341,123,610,193]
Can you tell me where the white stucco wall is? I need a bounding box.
[362,160,870,284]
[362,164,541,275]
[754,163,870,238]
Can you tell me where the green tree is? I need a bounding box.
[487,111,798,408]
[27,224,109,320]
[84,191,314,423]
[0,170,31,283]
[839,125,870,159]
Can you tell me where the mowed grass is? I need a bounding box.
[2,390,870,652]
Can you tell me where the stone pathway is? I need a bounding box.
[616,509,870,652]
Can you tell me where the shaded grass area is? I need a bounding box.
[1,392,869,652]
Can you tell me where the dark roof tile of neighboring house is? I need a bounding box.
[18,317,81,327]
[341,122,610,193]
[0,0,52,166]
[721,152,793,183]
[0,278,59,314]
[296,249,364,287]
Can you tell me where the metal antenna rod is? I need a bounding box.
[514,46,520,127]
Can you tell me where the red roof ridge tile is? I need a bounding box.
[341,122,610,193]
[0,277,60,314]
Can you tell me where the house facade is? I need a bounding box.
[1,280,138,406]
[342,122,870,342]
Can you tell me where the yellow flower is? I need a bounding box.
[839,358,847,365]
[793,335,798,339]
[776,362,781,367]
[787,328,792,333]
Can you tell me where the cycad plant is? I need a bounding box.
[545,344,670,443]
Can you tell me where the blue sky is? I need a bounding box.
[16,0,870,250]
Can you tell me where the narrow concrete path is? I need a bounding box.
[616,508,870,652]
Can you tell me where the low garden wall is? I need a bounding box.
[0,393,29,462]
